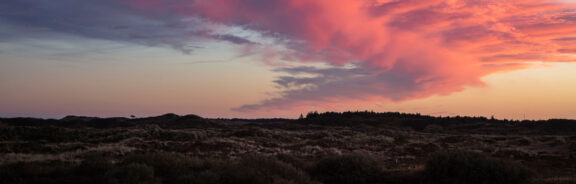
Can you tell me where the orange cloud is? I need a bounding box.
[124,0,576,111]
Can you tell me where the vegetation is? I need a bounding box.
[299,111,576,134]
[310,154,386,184]
[424,151,531,184]
[0,112,574,183]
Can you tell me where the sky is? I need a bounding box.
[1,0,576,120]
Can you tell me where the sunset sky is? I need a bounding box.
[1,0,576,120]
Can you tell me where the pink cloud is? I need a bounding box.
[124,0,576,111]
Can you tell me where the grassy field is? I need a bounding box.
[0,112,575,184]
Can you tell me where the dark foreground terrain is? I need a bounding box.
[0,111,575,184]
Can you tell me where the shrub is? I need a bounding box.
[424,151,531,184]
[276,154,310,171]
[0,162,26,183]
[77,156,115,175]
[0,161,78,184]
[76,156,115,183]
[105,163,160,184]
[230,128,269,137]
[310,154,387,184]
[423,124,444,133]
[218,154,313,184]
[119,152,207,184]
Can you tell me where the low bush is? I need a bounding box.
[310,154,387,184]
[218,154,313,184]
[76,155,115,183]
[0,161,78,184]
[105,163,160,184]
[119,152,207,184]
[424,151,532,184]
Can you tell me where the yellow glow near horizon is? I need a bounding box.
[0,39,277,118]
[371,62,576,120]
[1,38,575,120]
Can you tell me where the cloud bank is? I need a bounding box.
[3,0,576,111]
[187,0,576,111]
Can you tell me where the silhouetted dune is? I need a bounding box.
[135,113,215,129]
[2,112,576,134]
[0,113,216,129]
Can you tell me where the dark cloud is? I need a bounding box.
[558,49,576,53]
[554,37,576,41]
[0,0,256,53]
[211,34,258,45]
[234,63,464,111]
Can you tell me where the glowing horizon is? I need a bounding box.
[1,0,576,120]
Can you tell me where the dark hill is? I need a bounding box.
[1,111,575,134]
[0,113,215,129]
